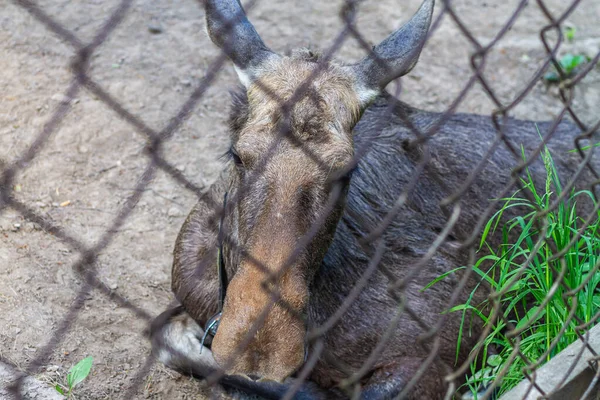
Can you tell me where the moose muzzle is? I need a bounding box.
[210,250,308,382]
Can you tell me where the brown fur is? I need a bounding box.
[210,55,360,381]
[152,1,597,398]
[159,49,595,397]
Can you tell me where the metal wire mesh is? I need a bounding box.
[1,0,600,399]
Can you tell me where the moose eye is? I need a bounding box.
[230,148,243,167]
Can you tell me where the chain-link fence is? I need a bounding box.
[1,0,600,399]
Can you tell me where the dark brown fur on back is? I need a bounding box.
[157,1,596,397]
[169,89,593,398]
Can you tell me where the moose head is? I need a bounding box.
[204,0,435,383]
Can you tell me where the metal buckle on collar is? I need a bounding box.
[199,311,222,353]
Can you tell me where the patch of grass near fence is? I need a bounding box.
[428,138,600,398]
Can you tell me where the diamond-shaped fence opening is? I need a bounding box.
[1,0,600,399]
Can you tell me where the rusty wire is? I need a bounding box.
[2,0,600,399]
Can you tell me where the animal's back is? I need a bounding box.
[307,94,591,395]
[352,94,590,239]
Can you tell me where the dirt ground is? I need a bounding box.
[1,0,599,399]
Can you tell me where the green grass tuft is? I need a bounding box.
[427,132,600,398]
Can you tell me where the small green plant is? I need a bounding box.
[544,53,589,83]
[565,26,576,42]
[426,134,600,397]
[55,356,94,398]
[543,26,589,83]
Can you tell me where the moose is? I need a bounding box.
[150,0,596,398]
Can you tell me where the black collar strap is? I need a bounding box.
[217,191,228,310]
[200,191,228,351]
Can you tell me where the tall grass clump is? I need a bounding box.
[432,140,600,398]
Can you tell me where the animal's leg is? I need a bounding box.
[360,358,448,400]
[149,306,220,377]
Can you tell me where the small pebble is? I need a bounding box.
[148,23,163,34]
[51,93,71,104]
[167,207,181,217]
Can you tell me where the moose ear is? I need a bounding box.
[349,0,434,104]
[205,0,279,87]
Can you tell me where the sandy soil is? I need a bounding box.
[1,0,599,398]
